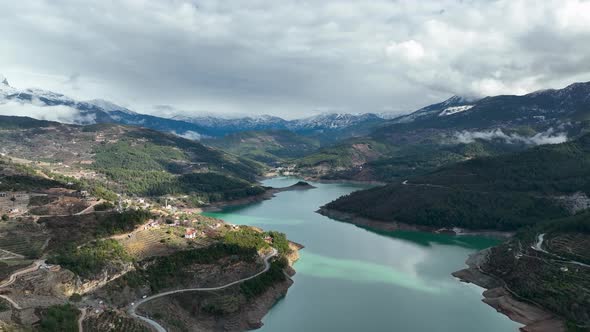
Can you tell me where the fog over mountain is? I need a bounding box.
[2,1,590,118]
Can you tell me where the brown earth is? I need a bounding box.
[453,249,566,332]
[317,207,514,238]
[137,245,301,332]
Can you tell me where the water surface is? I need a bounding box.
[205,177,521,332]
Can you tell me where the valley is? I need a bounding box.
[3,2,590,331]
[0,127,302,331]
[1,78,590,332]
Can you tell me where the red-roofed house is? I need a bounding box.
[185,228,198,239]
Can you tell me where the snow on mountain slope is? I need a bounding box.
[391,95,477,124]
[0,75,218,135]
[176,112,385,135]
[287,113,381,130]
[0,74,388,138]
[439,105,474,116]
[85,99,136,115]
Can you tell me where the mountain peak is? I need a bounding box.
[562,81,590,93]
[0,74,9,87]
[86,99,136,115]
[442,95,477,106]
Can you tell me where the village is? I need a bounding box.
[0,180,282,332]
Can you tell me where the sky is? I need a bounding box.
[2,0,590,119]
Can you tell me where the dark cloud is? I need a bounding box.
[1,0,590,118]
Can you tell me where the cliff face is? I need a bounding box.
[73,263,135,295]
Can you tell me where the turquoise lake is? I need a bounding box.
[205,177,521,332]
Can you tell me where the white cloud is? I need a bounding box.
[386,40,426,62]
[1,0,590,117]
[171,130,202,141]
[0,100,94,124]
[454,128,567,146]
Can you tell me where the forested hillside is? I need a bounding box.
[296,82,590,182]
[323,133,590,231]
[203,130,320,164]
[0,116,265,203]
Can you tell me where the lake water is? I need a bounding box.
[204,177,521,332]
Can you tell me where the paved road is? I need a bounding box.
[128,248,278,332]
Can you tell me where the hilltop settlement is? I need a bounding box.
[0,117,301,332]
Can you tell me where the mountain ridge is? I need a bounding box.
[0,75,390,139]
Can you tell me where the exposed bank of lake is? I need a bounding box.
[204,177,522,332]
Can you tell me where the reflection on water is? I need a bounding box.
[204,177,521,332]
[296,251,441,293]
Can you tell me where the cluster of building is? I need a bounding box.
[273,164,297,176]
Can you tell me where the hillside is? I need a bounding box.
[296,82,590,182]
[387,82,590,130]
[203,130,321,164]
[0,117,299,332]
[453,213,590,330]
[322,133,590,231]
[0,116,265,203]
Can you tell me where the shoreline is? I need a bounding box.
[261,173,387,186]
[452,250,566,332]
[201,182,316,212]
[135,245,303,332]
[301,177,387,186]
[316,207,515,239]
[316,207,568,330]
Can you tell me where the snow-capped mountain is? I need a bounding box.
[287,113,382,131]
[0,75,388,139]
[176,114,289,134]
[0,76,226,136]
[388,81,590,129]
[390,95,478,124]
[178,112,384,136]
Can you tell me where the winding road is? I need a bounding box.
[0,260,43,311]
[128,248,278,332]
[0,260,43,289]
[0,294,22,310]
[531,233,590,268]
[77,307,87,332]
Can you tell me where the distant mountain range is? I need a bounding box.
[175,112,385,137]
[0,76,388,139]
[388,81,590,129]
[297,81,590,181]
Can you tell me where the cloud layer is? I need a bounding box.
[0,99,95,124]
[454,128,568,146]
[2,0,590,117]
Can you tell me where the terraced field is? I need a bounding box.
[0,222,48,258]
[546,233,590,265]
[0,259,33,281]
[83,310,149,332]
[119,228,213,260]
[0,249,22,260]
[485,239,590,326]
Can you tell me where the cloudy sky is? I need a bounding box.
[2,0,590,118]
